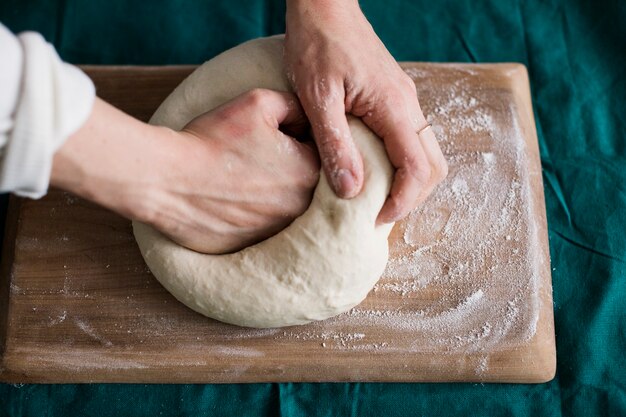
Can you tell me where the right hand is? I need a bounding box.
[284,1,448,224]
[148,89,320,254]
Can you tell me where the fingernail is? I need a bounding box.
[333,168,356,198]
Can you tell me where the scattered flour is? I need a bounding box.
[9,282,22,294]
[73,318,113,347]
[212,346,265,357]
[9,65,544,377]
[48,310,67,326]
[475,355,489,375]
[281,330,366,348]
[63,192,78,205]
[268,66,543,358]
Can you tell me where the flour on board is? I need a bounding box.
[272,66,543,358]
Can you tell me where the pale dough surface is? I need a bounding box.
[133,36,394,328]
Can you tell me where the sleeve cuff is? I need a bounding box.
[0,31,95,199]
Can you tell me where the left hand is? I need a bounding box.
[284,0,448,224]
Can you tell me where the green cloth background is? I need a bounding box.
[1,0,625,415]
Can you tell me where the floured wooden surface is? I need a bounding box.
[0,64,555,383]
[380,66,542,355]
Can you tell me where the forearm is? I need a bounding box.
[0,23,179,223]
[51,97,178,222]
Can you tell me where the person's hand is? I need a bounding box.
[161,89,319,253]
[284,0,448,224]
[52,91,319,254]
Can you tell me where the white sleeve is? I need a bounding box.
[0,23,95,199]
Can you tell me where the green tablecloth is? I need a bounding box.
[1,0,624,415]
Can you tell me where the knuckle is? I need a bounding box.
[314,123,348,149]
[245,88,270,106]
[317,134,340,149]
[405,157,432,186]
[302,78,340,107]
[316,136,351,173]
[402,74,417,94]
[388,196,410,221]
[317,135,343,159]
[416,164,433,185]
[138,202,159,226]
[304,168,321,188]
[316,97,339,114]
[429,150,449,182]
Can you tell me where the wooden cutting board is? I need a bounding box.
[0,64,555,383]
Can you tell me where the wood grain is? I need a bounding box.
[0,64,555,383]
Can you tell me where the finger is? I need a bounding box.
[360,86,439,223]
[362,92,429,223]
[242,89,308,128]
[376,119,432,224]
[246,89,312,141]
[299,82,363,199]
[413,126,448,202]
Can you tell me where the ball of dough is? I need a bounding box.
[133,36,394,328]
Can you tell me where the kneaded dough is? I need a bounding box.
[133,36,394,328]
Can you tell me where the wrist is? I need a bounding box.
[50,98,178,223]
[124,125,185,225]
[135,127,217,228]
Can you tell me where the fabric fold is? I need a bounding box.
[0,24,95,198]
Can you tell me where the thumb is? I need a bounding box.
[255,89,307,129]
[301,89,363,199]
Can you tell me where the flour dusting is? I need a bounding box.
[269,66,543,357]
[74,318,113,347]
[7,65,546,379]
